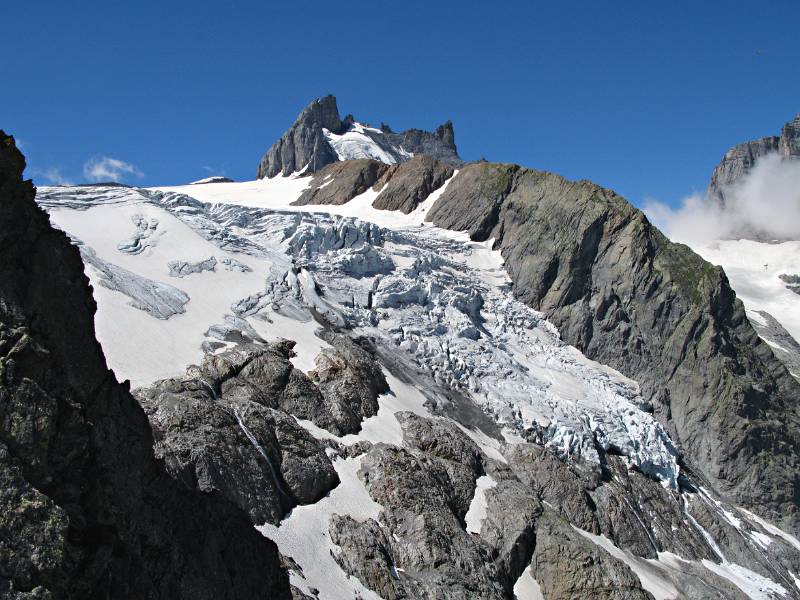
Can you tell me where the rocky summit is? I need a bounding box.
[708,112,800,203]
[256,94,463,178]
[5,96,800,600]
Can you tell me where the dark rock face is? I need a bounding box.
[257,95,462,178]
[356,442,504,599]
[0,132,291,598]
[331,414,691,599]
[780,273,800,295]
[329,515,406,600]
[708,112,800,202]
[135,345,341,525]
[293,159,390,206]
[428,162,800,535]
[372,155,455,214]
[748,308,800,379]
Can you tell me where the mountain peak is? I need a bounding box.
[256,95,462,178]
[708,111,800,202]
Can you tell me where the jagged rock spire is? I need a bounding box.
[256,95,462,178]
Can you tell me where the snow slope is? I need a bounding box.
[690,239,800,344]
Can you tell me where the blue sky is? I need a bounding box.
[3,1,799,208]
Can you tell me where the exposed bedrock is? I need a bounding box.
[372,154,455,213]
[135,353,341,524]
[293,158,390,206]
[308,332,389,435]
[427,160,800,535]
[0,131,291,599]
[328,413,731,599]
[531,512,655,600]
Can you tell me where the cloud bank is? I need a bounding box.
[644,154,800,245]
[83,156,143,182]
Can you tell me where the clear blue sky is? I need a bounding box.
[3,1,799,208]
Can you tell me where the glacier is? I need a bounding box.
[38,177,680,488]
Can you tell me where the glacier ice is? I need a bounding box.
[40,184,681,488]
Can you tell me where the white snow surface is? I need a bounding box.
[258,455,385,600]
[513,564,545,600]
[689,238,800,343]
[464,475,497,534]
[323,122,412,164]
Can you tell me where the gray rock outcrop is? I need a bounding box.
[293,159,390,206]
[749,308,800,379]
[307,333,389,435]
[372,155,455,213]
[531,513,655,600]
[135,345,340,524]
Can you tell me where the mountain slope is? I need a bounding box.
[0,132,291,599]
[19,97,800,600]
[427,161,800,537]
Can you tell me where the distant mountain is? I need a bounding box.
[708,112,800,203]
[256,94,462,178]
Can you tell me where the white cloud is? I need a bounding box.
[83,156,143,182]
[33,167,73,186]
[644,154,800,245]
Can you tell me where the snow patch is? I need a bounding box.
[258,456,384,600]
[513,564,545,600]
[464,475,497,534]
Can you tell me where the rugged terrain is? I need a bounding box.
[6,97,800,600]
